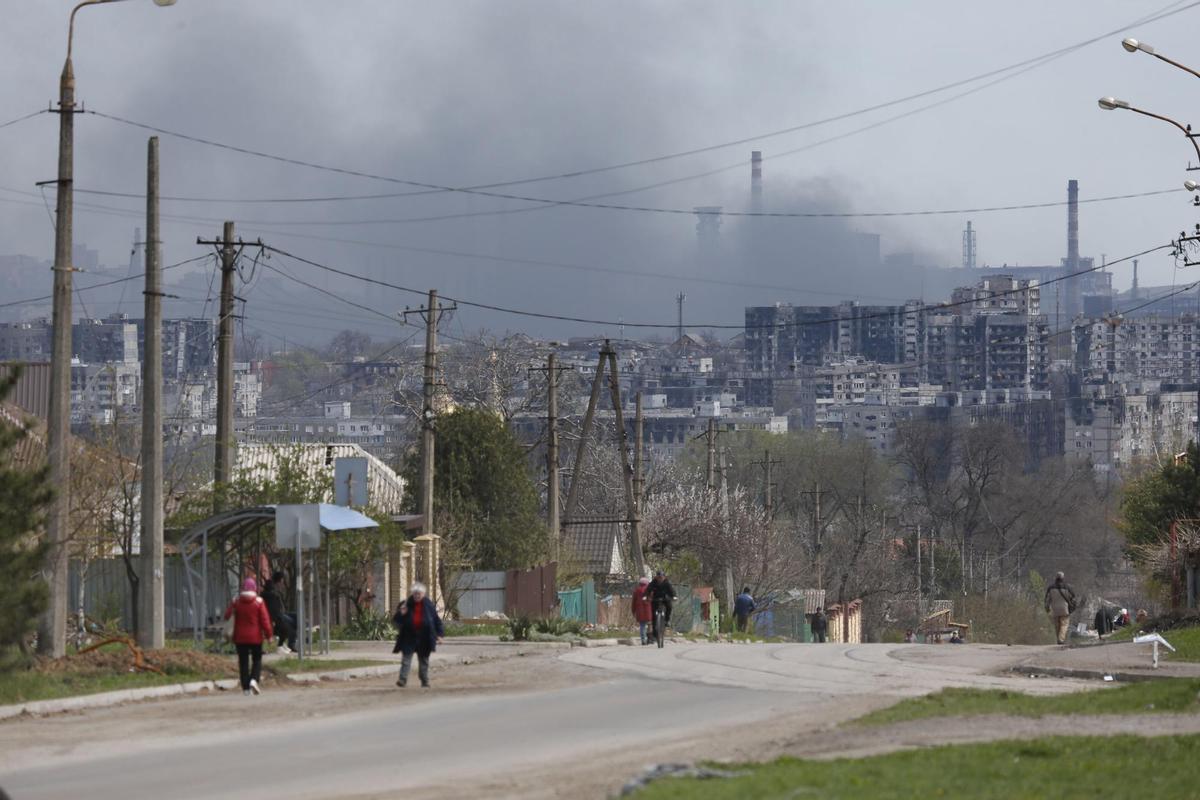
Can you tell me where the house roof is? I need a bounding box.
[235,443,406,515]
[562,517,627,576]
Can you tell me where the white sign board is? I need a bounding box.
[275,504,322,550]
[334,457,369,507]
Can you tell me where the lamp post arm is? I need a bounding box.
[68,0,128,61]
[1152,51,1200,82]
[1128,105,1200,164]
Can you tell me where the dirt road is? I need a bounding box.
[0,640,1180,799]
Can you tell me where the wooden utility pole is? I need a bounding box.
[750,449,781,520]
[563,347,608,524]
[530,353,574,559]
[419,290,439,536]
[605,345,645,577]
[705,418,717,491]
[633,391,644,571]
[214,222,236,500]
[139,136,164,648]
[197,225,264,510]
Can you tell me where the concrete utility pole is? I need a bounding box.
[215,221,236,501]
[39,22,78,658]
[139,136,164,648]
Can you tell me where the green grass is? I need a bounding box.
[631,735,1200,799]
[0,669,218,705]
[269,658,389,673]
[855,678,1200,727]
[443,622,508,637]
[1100,625,1200,660]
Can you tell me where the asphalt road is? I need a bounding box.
[0,642,1080,800]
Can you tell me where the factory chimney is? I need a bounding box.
[751,150,763,213]
[1066,179,1081,316]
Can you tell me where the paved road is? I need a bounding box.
[0,642,1080,800]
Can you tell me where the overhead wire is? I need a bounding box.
[262,242,1172,331]
[61,0,1200,210]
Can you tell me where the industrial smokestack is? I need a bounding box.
[751,150,762,212]
[1067,179,1079,266]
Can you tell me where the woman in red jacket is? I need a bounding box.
[632,576,653,645]
[224,578,274,695]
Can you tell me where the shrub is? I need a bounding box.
[507,614,534,641]
[339,609,394,641]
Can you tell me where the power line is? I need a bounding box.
[0,109,47,131]
[263,242,1171,331]
[0,254,212,310]
[63,1,1199,209]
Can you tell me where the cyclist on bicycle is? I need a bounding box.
[645,570,677,637]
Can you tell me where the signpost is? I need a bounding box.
[276,504,321,661]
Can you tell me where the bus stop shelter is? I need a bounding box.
[178,504,379,649]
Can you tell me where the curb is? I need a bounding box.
[0,678,240,721]
[1009,665,1179,683]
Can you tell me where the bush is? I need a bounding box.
[338,609,394,641]
[507,614,534,641]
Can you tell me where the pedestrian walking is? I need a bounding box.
[392,582,444,688]
[811,608,828,643]
[1044,571,1077,645]
[261,571,296,655]
[224,577,273,696]
[734,586,756,633]
[632,576,653,645]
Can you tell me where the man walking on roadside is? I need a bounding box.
[261,571,296,655]
[811,608,828,643]
[733,586,756,633]
[1044,571,1077,645]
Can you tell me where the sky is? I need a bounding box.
[3,1,1200,343]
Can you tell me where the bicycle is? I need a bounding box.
[654,604,666,648]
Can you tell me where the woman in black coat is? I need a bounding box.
[392,582,444,688]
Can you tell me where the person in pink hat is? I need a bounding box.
[224,577,274,695]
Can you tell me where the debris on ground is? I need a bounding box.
[34,647,237,680]
[618,762,745,796]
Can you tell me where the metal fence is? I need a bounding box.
[453,571,507,618]
[67,556,232,633]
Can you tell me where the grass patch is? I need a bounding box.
[1100,624,1200,660]
[443,622,508,637]
[0,669,217,705]
[855,678,1200,727]
[631,735,1200,799]
[268,658,389,674]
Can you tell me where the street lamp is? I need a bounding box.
[1096,97,1200,164]
[1121,37,1200,81]
[40,0,176,658]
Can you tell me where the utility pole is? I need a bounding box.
[39,32,79,658]
[530,352,574,559]
[401,290,455,541]
[750,449,782,520]
[139,136,164,649]
[633,391,644,571]
[197,225,264,510]
[419,290,439,538]
[215,222,236,503]
[705,417,717,491]
[562,348,607,525]
[605,344,645,577]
